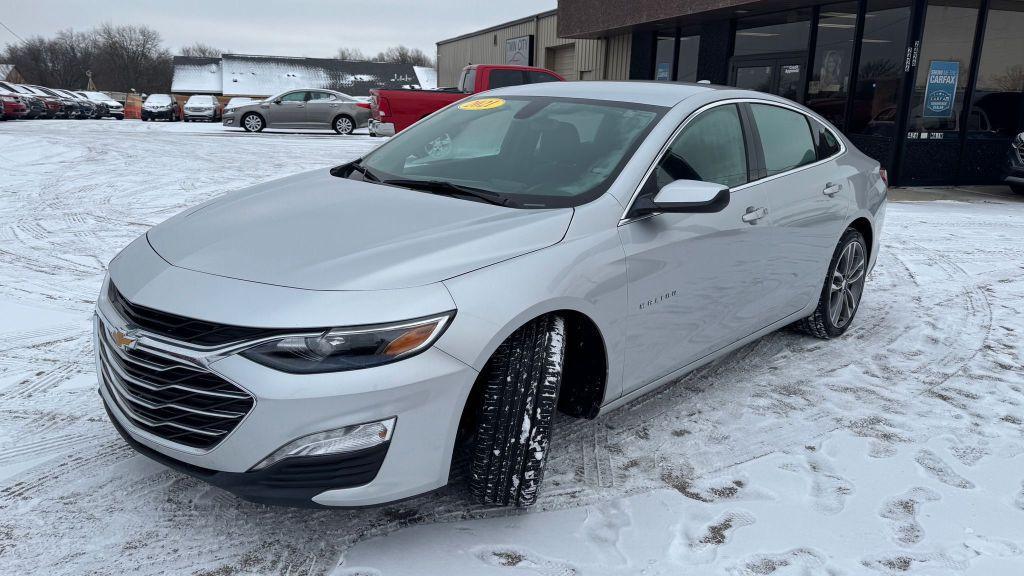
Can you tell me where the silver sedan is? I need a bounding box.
[98,81,885,508]
[223,89,370,134]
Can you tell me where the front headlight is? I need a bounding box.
[240,313,454,374]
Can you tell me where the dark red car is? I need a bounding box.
[0,87,29,120]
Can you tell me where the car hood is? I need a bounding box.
[146,169,573,291]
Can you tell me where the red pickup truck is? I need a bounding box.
[369,64,564,136]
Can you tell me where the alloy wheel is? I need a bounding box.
[828,240,866,329]
[335,117,353,134]
[244,115,262,132]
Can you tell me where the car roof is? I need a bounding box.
[483,80,726,107]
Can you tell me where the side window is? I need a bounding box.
[750,104,818,175]
[654,104,749,190]
[281,91,307,102]
[488,70,526,89]
[308,92,336,102]
[528,71,559,84]
[811,120,842,160]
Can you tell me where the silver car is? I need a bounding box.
[223,89,370,134]
[97,81,885,508]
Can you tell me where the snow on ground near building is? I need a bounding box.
[0,120,1022,576]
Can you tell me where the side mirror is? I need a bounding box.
[640,180,730,214]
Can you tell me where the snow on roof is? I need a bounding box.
[413,66,437,90]
[171,57,223,93]
[219,54,423,97]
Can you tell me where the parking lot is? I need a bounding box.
[1,120,1023,575]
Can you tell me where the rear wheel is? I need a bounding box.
[469,315,565,507]
[333,115,354,135]
[794,228,868,339]
[242,112,265,132]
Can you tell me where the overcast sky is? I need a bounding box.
[1,0,557,59]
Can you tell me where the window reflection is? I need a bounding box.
[848,0,912,137]
[676,36,701,82]
[807,2,858,128]
[734,10,812,55]
[968,0,1024,138]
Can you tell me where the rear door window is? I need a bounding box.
[488,70,527,89]
[750,103,818,175]
[811,120,842,160]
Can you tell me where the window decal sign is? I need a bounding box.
[458,98,505,111]
[923,60,959,118]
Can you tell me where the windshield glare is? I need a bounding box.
[360,96,665,208]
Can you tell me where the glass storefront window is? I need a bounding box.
[655,33,675,81]
[807,2,858,128]
[734,10,812,56]
[909,0,980,133]
[848,0,912,137]
[676,36,701,82]
[967,0,1024,139]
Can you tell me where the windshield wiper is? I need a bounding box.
[348,159,381,182]
[382,178,512,207]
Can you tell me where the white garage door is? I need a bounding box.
[549,45,577,81]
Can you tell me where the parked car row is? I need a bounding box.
[0,81,124,120]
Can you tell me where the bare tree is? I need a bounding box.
[335,47,368,61]
[180,42,224,58]
[91,23,172,93]
[374,45,434,67]
[2,29,96,89]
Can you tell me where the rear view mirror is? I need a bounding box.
[649,180,730,213]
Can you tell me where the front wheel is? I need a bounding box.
[333,115,354,135]
[469,315,565,507]
[794,228,868,339]
[242,112,264,132]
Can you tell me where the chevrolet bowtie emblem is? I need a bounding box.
[112,329,139,351]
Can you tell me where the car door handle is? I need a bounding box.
[742,206,768,224]
[823,182,842,196]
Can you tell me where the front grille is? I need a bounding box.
[108,282,291,347]
[97,319,255,449]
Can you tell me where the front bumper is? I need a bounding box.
[222,115,237,126]
[185,109,216,120]
[142,109,176,119]
[96,249,476,506]
[369,119,395,137]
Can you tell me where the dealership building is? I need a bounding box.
[437,0,1023,187]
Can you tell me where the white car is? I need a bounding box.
[183,94,221,122]
[77,91,124,119]
[97,81,886,508]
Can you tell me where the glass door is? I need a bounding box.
[731,58,806,102]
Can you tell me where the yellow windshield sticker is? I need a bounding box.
[458,98,505,111]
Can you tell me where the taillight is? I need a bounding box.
[356,102,370,109]
[879,168,889,187]
[377,95,392,118]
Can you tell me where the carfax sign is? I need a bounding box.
[922,60,959,118]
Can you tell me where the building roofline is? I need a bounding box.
[436,8,558,46]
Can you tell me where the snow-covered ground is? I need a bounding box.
[1,120,1022,576]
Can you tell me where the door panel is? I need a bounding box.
[305,91,340,126]
[618,103,771,393]
[269,91,308,127]
[777,63,804,102]
[747,103,852,321]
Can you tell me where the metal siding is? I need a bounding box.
[437,12,616,84]
[603,33,632,80]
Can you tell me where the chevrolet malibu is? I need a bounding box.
[223,89,369,134]
[96,81,885,508]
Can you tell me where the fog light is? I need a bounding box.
[251,417,396,471]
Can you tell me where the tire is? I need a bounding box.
[794,228,868,339]
[469,315,566,507]
[242,112,265,132]
[333,114,355,135]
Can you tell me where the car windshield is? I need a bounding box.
[83,91,108,101]
[357,96,665,208]
[186,95,213,105]
[145,94,172,105]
